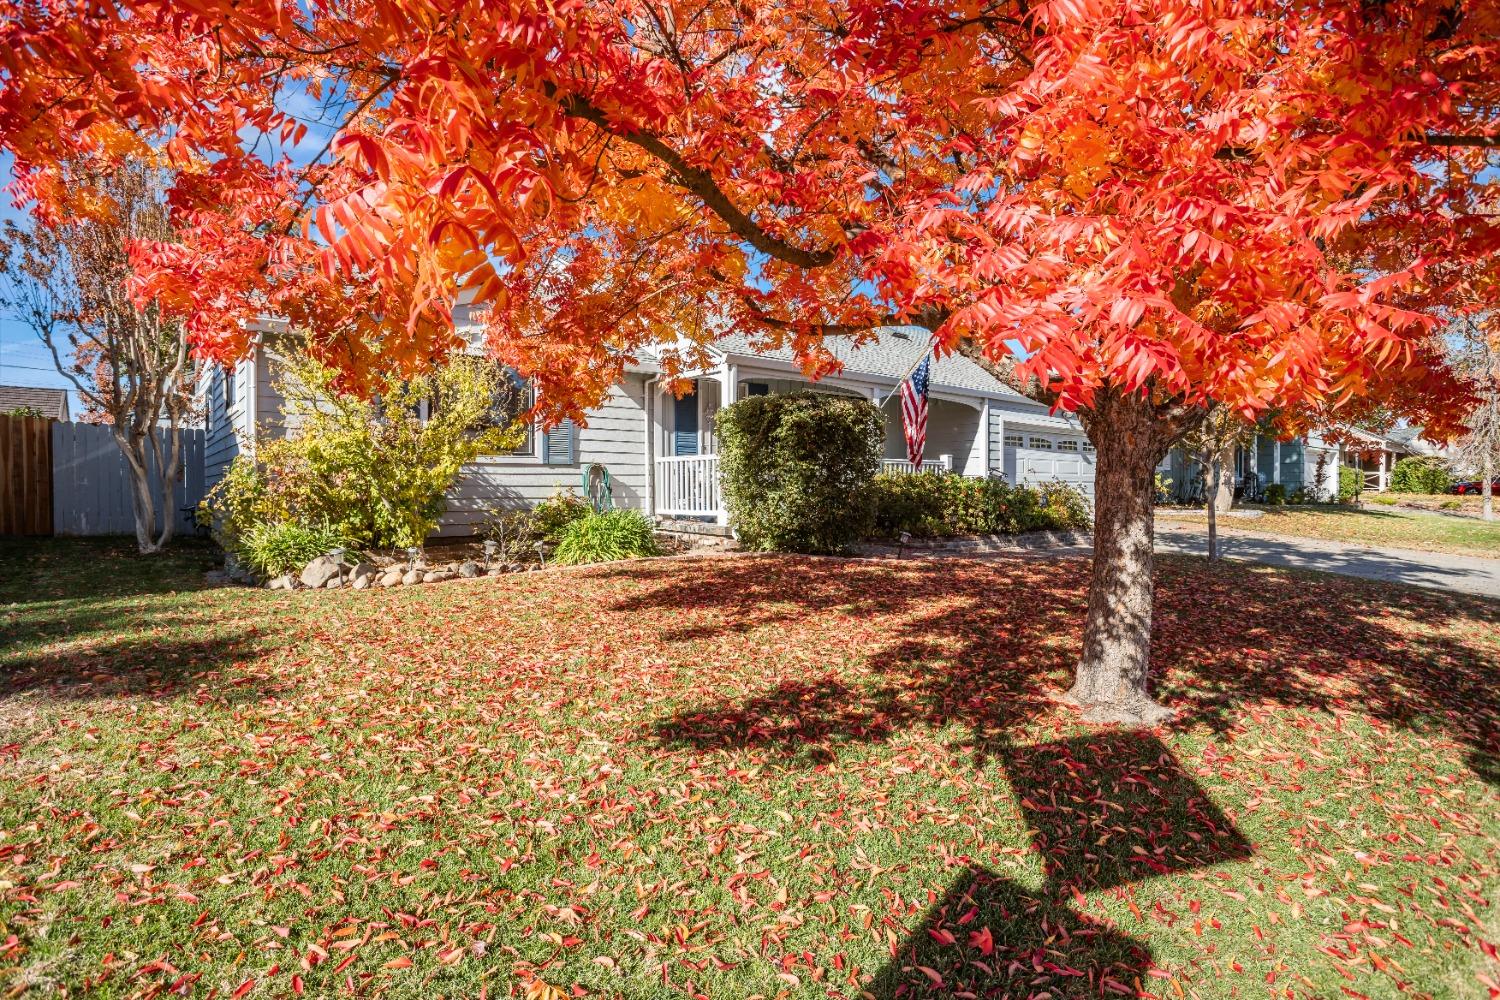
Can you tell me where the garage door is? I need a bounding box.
[1005,433,1096,495]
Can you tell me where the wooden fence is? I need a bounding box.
[0,414,53,535]
[0,416,206,537]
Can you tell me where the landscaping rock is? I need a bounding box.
[348,561,379,585]
[379,568,404,588]
[458,561,481,578]
[325,577,342,589]
[423,570,456,583]
[401,569,422,586]
[486,568,503,577]
[267,574,296,590]
[351,575,370,590]
[300,555,341,590]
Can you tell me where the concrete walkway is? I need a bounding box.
[1154,522,1500,599]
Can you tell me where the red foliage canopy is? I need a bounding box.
[2,0,1494,431]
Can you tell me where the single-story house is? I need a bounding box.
[0,385,70,421]
[199,323,1097,536]
[1160,423,1439,500]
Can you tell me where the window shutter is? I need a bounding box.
[543,419,576,466]
[672,387,699,456]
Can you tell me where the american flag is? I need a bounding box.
[899,354,931,470]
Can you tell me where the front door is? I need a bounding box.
[673,383,699,456]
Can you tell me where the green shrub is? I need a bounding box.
[1338,465,1362,503]
[480,489,591,562]
[866,472,1088,539]
[531,490,591,541]
[1388,456,1452,494]
[1265,483,1287,505]
[1440,499,1461,510]
[551,509,661,565]
[717,391,883,554]
[239,521,348,577]
[1370,494,1397,505]
[203,350,524,554]
[1034,480,1092,530]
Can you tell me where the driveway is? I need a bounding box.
[1154,521,1500,599]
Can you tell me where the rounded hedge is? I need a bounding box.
[716,390,883,553]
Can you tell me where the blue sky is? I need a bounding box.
[0,149,85,412]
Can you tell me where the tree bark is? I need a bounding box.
[1067,389,1185,725]
[1210,444,1235,514]
[1485,454,1494,522]
[1205,450,1221,561]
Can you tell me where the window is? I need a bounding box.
[1082,441,1096,453]
[480,369,534,454]
[1028,436,1054,450]
[1058,439,1080,453]
[1003,434,1023,448]
[223,367,235,411]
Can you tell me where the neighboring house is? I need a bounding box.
[200,322,1097,538]
[1160,424,1438,499]
[0,385,69,421]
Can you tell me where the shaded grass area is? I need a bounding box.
[1162,504,1500,556]
[1,537,1497,998]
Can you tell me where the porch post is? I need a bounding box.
[1272,439,1281,485]
[1378,449,1388,492]
[714,363,736,525]
[980,400,992,478]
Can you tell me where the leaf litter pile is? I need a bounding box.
[0,539,1496,999]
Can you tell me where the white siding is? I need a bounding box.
[435,373,649,537]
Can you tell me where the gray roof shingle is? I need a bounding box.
[0,385,69,421]
[715,328,1030,402]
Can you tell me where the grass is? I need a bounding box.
[1,536,1497,999]
[1162,504,1500,556]
[1368,491,1495,516]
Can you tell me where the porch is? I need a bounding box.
[645,363,976,521]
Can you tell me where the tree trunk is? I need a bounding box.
[1068,389,1180,726]
[1211,444,1235,514]
[117,427,165,554]
[1485,454,1494,522]
[1205,450,1221,561]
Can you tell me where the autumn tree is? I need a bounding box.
[0,159,197,554]
[2,0,1494,721]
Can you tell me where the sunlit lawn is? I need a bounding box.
[1163,504,1500,557]
[1,537,1497,999]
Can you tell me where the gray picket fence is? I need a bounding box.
[50,421,206,536]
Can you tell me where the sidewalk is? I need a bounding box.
[1154,522,1500,599]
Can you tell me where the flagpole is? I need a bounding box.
[879,342,936,407]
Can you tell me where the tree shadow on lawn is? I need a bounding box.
[867,732,1252,998]
[629,553,1498,781]
[0,536,218,606]
[1,630,276,707]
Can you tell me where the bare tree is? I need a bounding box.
[1451,314,1500,521]
[0,160,197,553]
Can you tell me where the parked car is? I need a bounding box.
[1450,478,1500,495]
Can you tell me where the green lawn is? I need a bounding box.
[1,538,1497,999]
[1163,504,1500,556]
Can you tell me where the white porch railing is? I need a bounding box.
[655,455,721,517]
[881,455,952,475]
[653,453,956,519]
